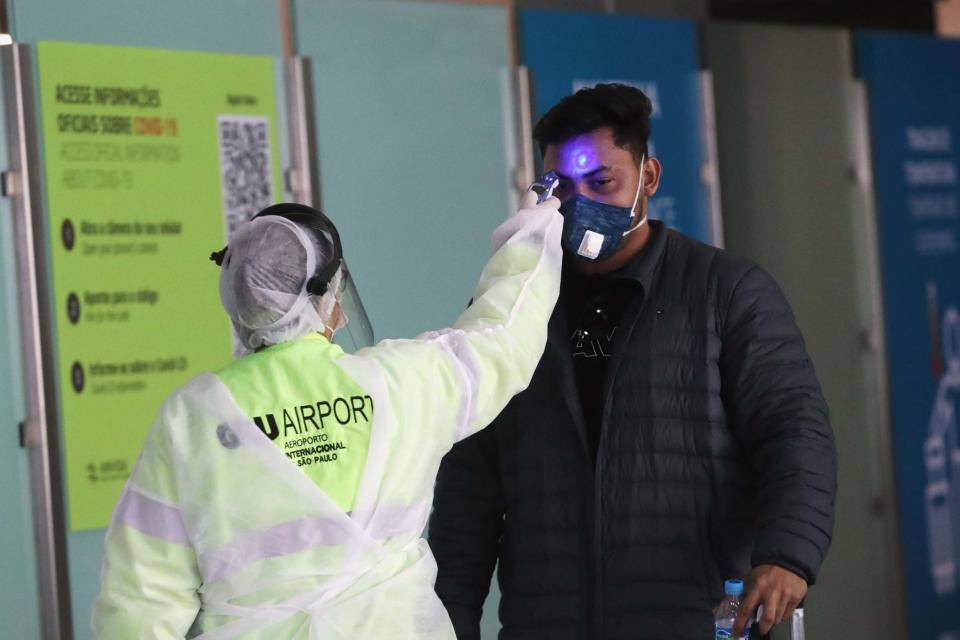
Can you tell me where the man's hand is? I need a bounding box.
[733,564,807,637]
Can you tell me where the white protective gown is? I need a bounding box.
[93,200,563,639]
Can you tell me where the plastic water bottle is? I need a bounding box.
[714,579,751,639]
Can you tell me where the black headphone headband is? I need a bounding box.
[210,202,344,297]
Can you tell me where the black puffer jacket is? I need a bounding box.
[429,221,837,640]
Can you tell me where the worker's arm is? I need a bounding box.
[339,191,562,453]
[92,407,202,639]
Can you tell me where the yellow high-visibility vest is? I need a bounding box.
[216,334,372,513]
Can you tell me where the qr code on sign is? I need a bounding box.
[217,115,274,236]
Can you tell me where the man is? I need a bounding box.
[429,83,837,640]
[92,195,563,639]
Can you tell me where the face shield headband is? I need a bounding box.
[211,202,343,297]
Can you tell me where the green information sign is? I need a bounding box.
[37,41,284,530]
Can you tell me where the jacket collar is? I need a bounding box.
[604,219,668,293]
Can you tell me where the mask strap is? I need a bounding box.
[623,154,647,237]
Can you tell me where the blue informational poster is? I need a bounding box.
[857,31,960,640]
[518,10,715,244]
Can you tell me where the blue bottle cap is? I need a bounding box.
[725,579,744,596]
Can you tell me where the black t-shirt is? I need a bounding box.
[561,261,642,459]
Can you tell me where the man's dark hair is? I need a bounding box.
[533,83,652,164]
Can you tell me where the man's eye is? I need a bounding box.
[594,178,614,187]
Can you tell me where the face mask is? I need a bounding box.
[322,298,348,337]
[558,157,646,261]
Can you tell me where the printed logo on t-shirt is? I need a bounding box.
[571,326,618,359]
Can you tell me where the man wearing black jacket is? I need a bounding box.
[429,84,837,640]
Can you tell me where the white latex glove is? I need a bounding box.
[491,190,562,254]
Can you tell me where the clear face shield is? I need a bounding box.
[330,259,374,353]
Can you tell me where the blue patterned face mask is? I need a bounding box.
[558,157,646,261]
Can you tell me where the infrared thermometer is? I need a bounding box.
[529,171,559,204]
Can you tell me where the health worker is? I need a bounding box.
[92,192,562,639]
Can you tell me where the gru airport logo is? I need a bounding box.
[252,395,373,441]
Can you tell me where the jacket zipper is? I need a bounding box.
[592,289,648,640]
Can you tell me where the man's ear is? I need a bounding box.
[642,157,662,197]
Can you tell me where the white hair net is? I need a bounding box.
[219,215,343,352]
